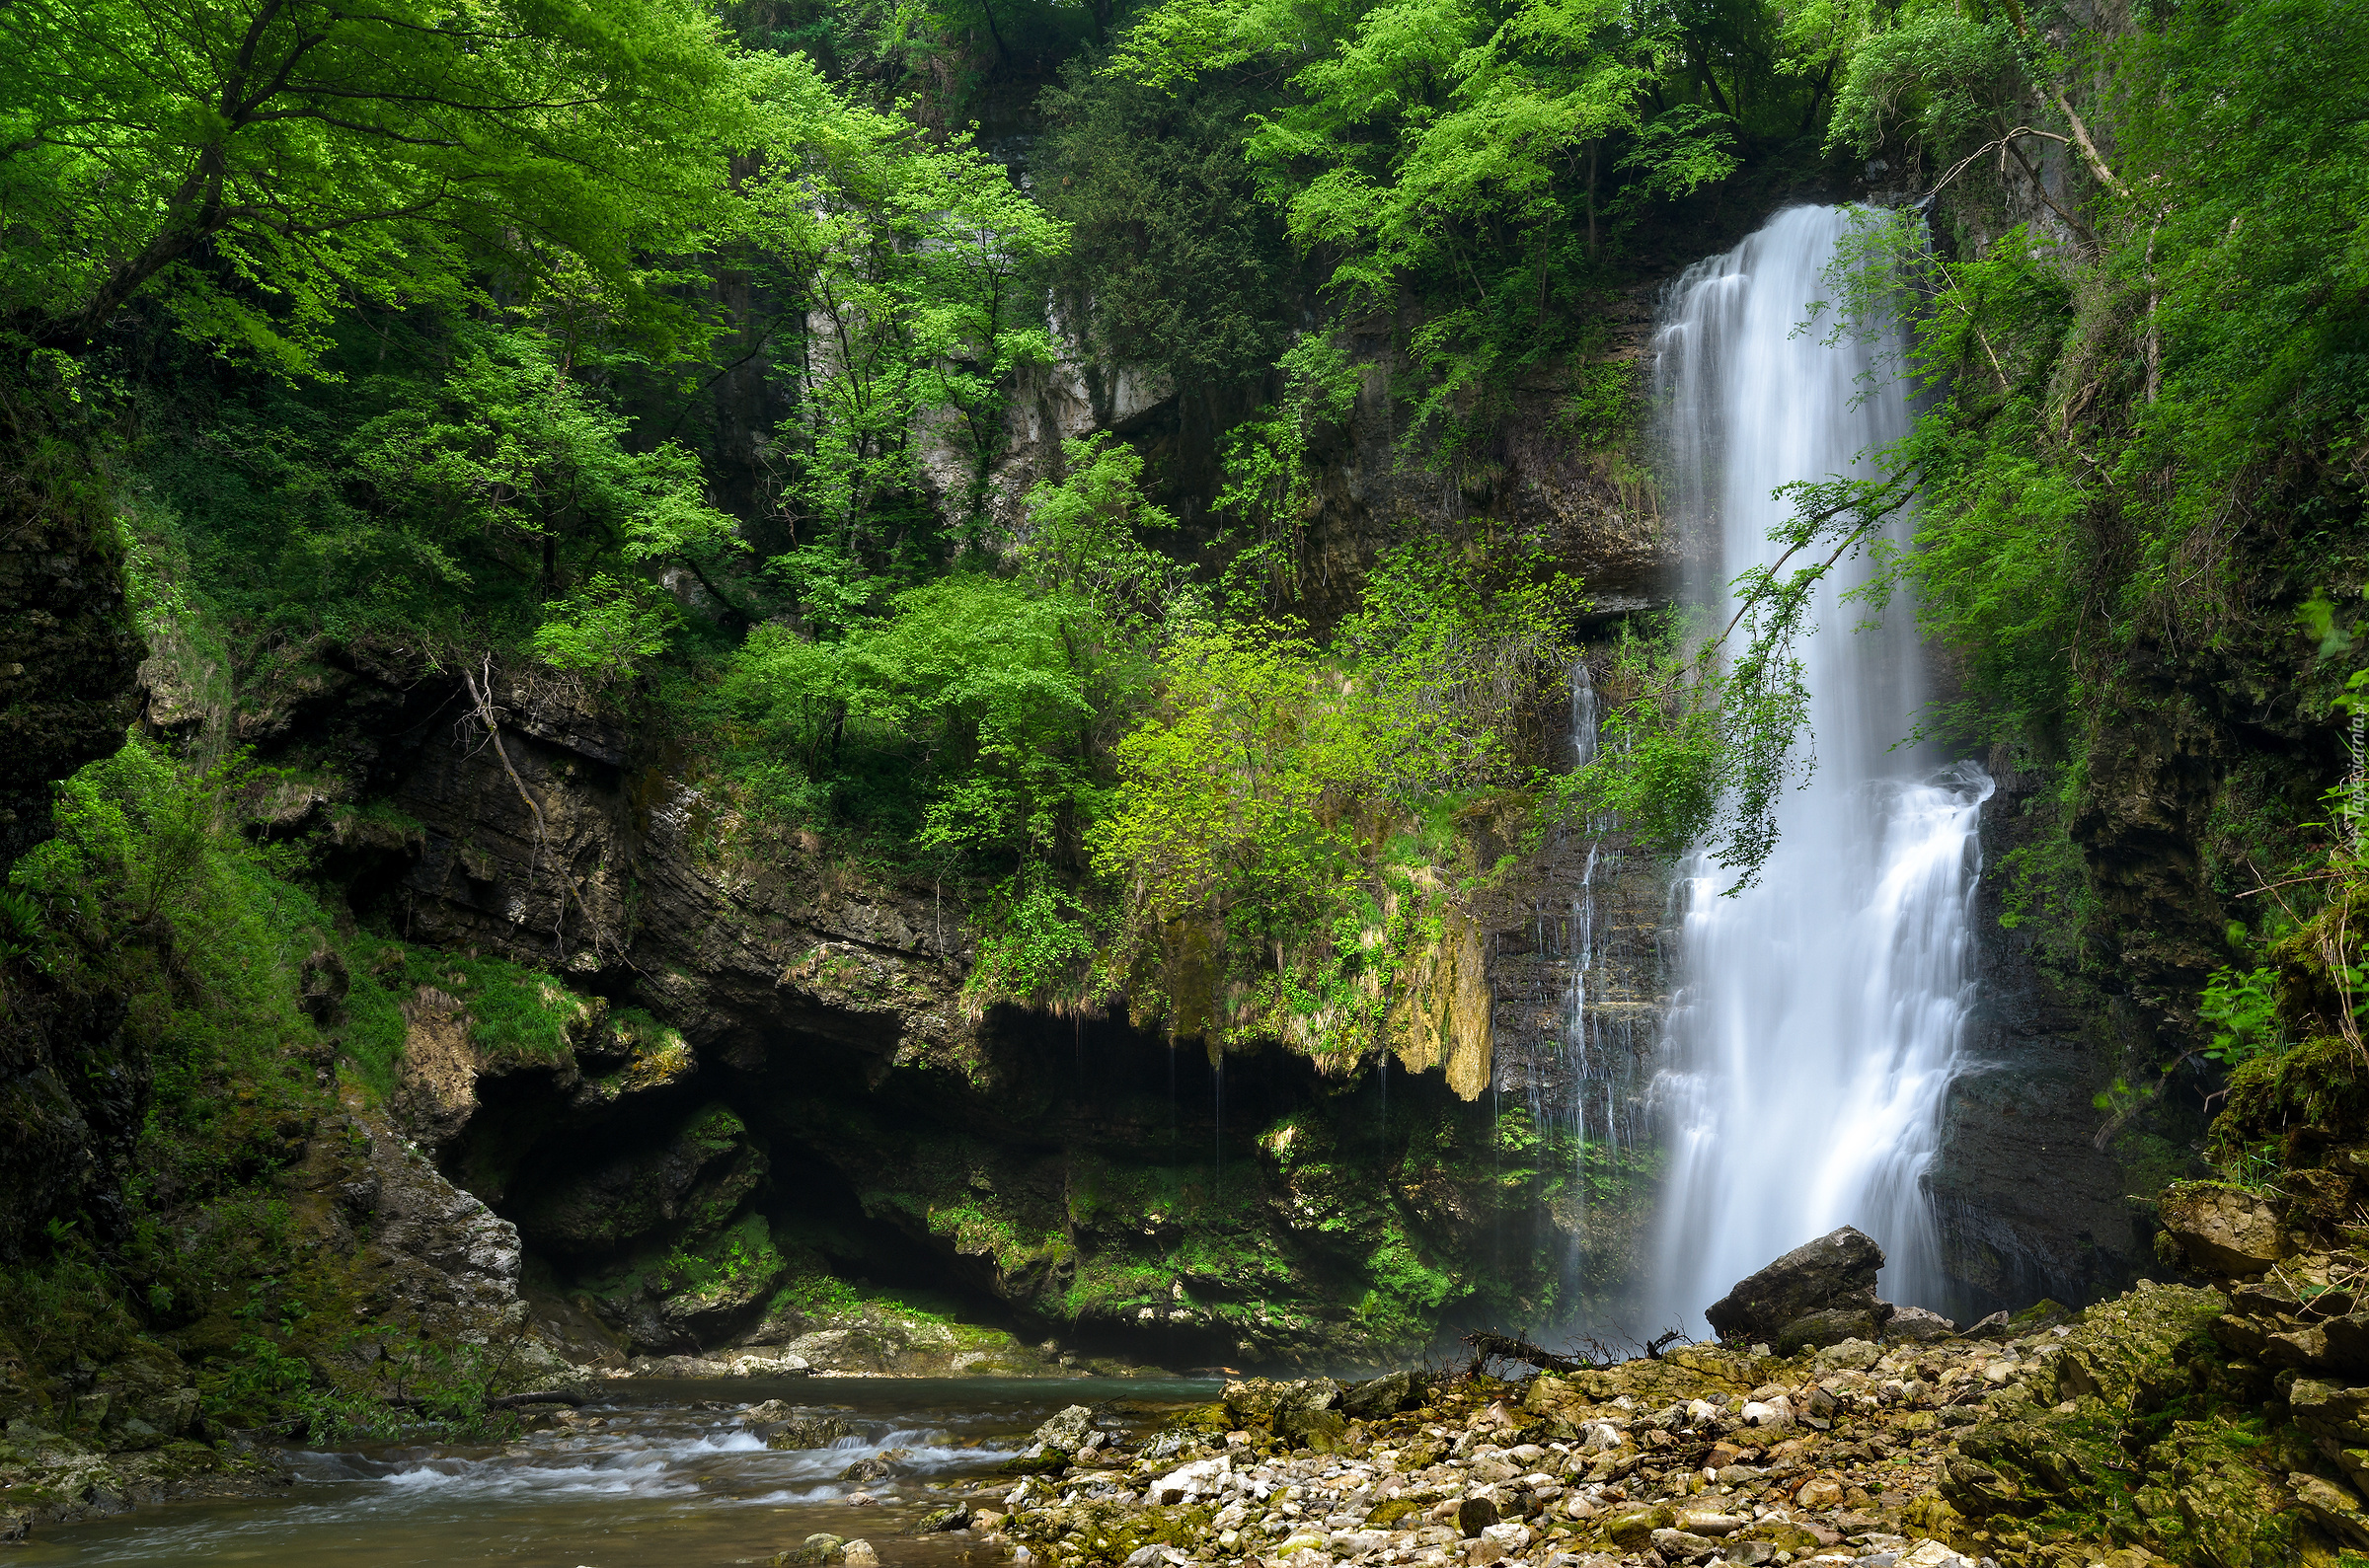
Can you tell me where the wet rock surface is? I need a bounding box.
[1924,748,2195,1322]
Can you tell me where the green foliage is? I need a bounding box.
[648,1212,786,1300]
[0,0,784,370]
[727,574,1106,861]
[350,325,749,613]
[720,433,1177,875]
[204,1324,538,1444]
[1108,0,1794,454]
[1090,539,1583,1043]
[968,870,1102,1007]
[2198,966,2285,1068]
[359,945,600,1076]
[1334,539,1582,799]
[1826,10,2021,169]
[0,887,45,966]
[1089,619,1348,940]
[1793,0,2369,986]
[741,119,1067,545]
[1035,54,1299,394]
[1559,359,1642,451]
[1559,581,1822,891]
[1215,335,1363,608]
[531,574,685,685]
[1014,436,1188,629]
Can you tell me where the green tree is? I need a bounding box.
[1111,0,1739,452]
[1034,51,1299,398]
[741,118,1066,560]
[348,328,747,611]
[0,0,789,371]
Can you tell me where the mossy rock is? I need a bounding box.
[1166,1402,1230,1435]
[1740,1522,1822,1553]
[512,1102,762,1254]
[2136,1419,2300,1568]
[1222,1378,1292,1429]
[1000,1448,1070,1476]
[1368,1499,1422,1528]
[1275,1406,1348,1453]
[1043,1500,1215,1565]
[767,1416,853,1451]
[1603,1504,1675,1548]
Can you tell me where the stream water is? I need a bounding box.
[19,1379,1217,1567]
[1644,205,1993,1326]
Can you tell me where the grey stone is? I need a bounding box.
[1650,1528,1724,1563]
[1777,1309,1888,1356]
[2157,1183,2285,1275]
[1882,1306,1957,1343]
[1810,1338,1884,1373]
[1340,1370,1428,1420]
[1032,1405,1095,1450]
[1705,1228,1893,1344]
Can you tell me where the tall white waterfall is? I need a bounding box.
[1646,205,1992,1326]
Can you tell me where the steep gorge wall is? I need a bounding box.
[201,644,1632,1368]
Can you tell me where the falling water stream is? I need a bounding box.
[1643,205,1993,1327]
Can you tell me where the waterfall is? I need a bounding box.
[1645,205,1993,1328]
[1536,658,1653,1310]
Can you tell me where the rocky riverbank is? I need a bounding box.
[934,1181,2369,1568]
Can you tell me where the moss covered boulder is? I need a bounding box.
[2158,1184,2288,1277]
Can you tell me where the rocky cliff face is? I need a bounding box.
[1924,749,2173,1321]
[0,432,149,1259]
[191,642,1647,1369]
[135,271,1712,1373]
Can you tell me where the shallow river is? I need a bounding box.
[19,1377,1220,1567]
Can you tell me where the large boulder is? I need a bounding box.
[1339,1370,1430,1420]
[1884,1306,1958,1343]
[1220,1377,1348,1451]
[2157,1182,2285,1276]
[1705,1227,1892,1344]
[1776,1307,1888,1356]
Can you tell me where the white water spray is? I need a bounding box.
[1646,205,1992,1326]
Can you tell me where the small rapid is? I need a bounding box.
[17,1378,1217,1567]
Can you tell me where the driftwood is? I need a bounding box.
[1461,1327,1692,1378]
[1461,1331,1589,1376]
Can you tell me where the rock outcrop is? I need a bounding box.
[1705,1229,1895,1352]
[2155,1182,2286,1276]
